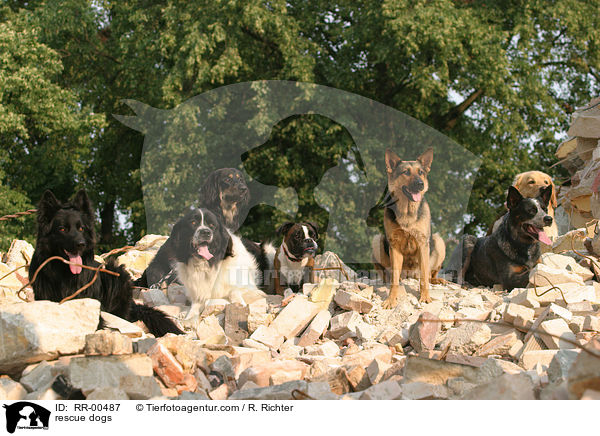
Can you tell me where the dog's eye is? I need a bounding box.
[78,226,84,232]
[418,169,424,176]
[403,169,410,175]
[528,180,535,184]
[190,220,197,226]
[59,226,66,232]
[544,180,549,184]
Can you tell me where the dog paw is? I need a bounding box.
[382,296,397,309]
[419,295,432,304]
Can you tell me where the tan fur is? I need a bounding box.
[373,148,445,307]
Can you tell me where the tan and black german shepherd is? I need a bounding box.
[372,148,445,307]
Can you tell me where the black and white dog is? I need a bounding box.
[169,207,266,319]
[136,168,250,288]
[272,222,319,294]
[30,190,182,336]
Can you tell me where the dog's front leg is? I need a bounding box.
[382,247,407,309]
[418,243,432,303]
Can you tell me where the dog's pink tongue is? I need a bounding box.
[197,245,213,260]
[537,229,552,246]
[411,192,422,202]
[529,226,552,245]
[66,252,82,274]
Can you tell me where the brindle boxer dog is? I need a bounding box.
[372,148,445,307]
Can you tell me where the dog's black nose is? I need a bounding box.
[543,215,553,226]
[197,228,212,240]
[413,178,424,191]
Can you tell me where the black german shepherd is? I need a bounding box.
[30,190,182,336]
[444,185,553,290]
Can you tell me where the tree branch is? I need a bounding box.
[441,88,484,130]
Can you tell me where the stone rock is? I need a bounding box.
[360,380,403,400]
[344,365,370,391]
[341,344,392,368]
[334,289,373,313]
[25,388,60,400]
[249,325,284,349]
[175,391,210,400]
[67,354,153,395]
[228,380,308,400]
[305,340,340,358]
[140,288,170,307]
[231,348,272,378]
[566,301,595,315]
[246,298,269,334]
[439,322,491,355]
[86,387,129,400]
[84,330,133,356]
[100,311,144,337]
[268,295,320,340]
[298,310,331,347]
[408,312,440,353]
[503,303,535,325]
[201,299,230,317]
[237,360,309,387]
[524,283,598,305]
[196,315,227,345]
[0,299,100,372]
[224,303,249,345]
[475,331,519,357]
[147,342,185,388]
[0,376,27,400]
[546,303,573,322]
[567,340,600,399]
[210,355,236,381]
[461,373,535,400]
[120,375,163,399]
[401,382,449,400]
[538,318,577,349]
[366,358,391,385]
[208,383,230,400]
[158,335,208,371]
[548,349,581,383]
[583,315,600,332]
[305,381,338,400]
[3,239,34,269]
[529,263,584,287]
[581,389,600,400]
[241,338,270,351]
[521,350,559,371]
[308,278,338,310]
[354,320,378,341]
[540,253,594,281]
[308,364,350,395]
[329,311,362,339]
[19,361,59,393]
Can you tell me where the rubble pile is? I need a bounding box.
[1,238,599,401]
[555,97,600,254]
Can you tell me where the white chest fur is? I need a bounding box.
[277,243,310,286]
[176,232,260,318]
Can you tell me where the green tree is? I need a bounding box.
[0,6,103,250]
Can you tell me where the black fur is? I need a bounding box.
[170,207,233,264]
[444,185,553,290]
[30,190,182,336]
[137,168,249,288]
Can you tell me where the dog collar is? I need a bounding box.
[282,243,303,262]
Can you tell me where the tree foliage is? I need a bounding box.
[0,0,599,257]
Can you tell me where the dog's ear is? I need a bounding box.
[277,222,295,237]
[385,149,402,174]
[539,185,553,208]
[224,234,234,258]
[512,172,525,190]
[507,186,524,209]
[549,180,557,209]
[417,147,434,172]
[198,171,221,208]
[72,190,94,219]
[37,190,61,230]
[306,222,319,240]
